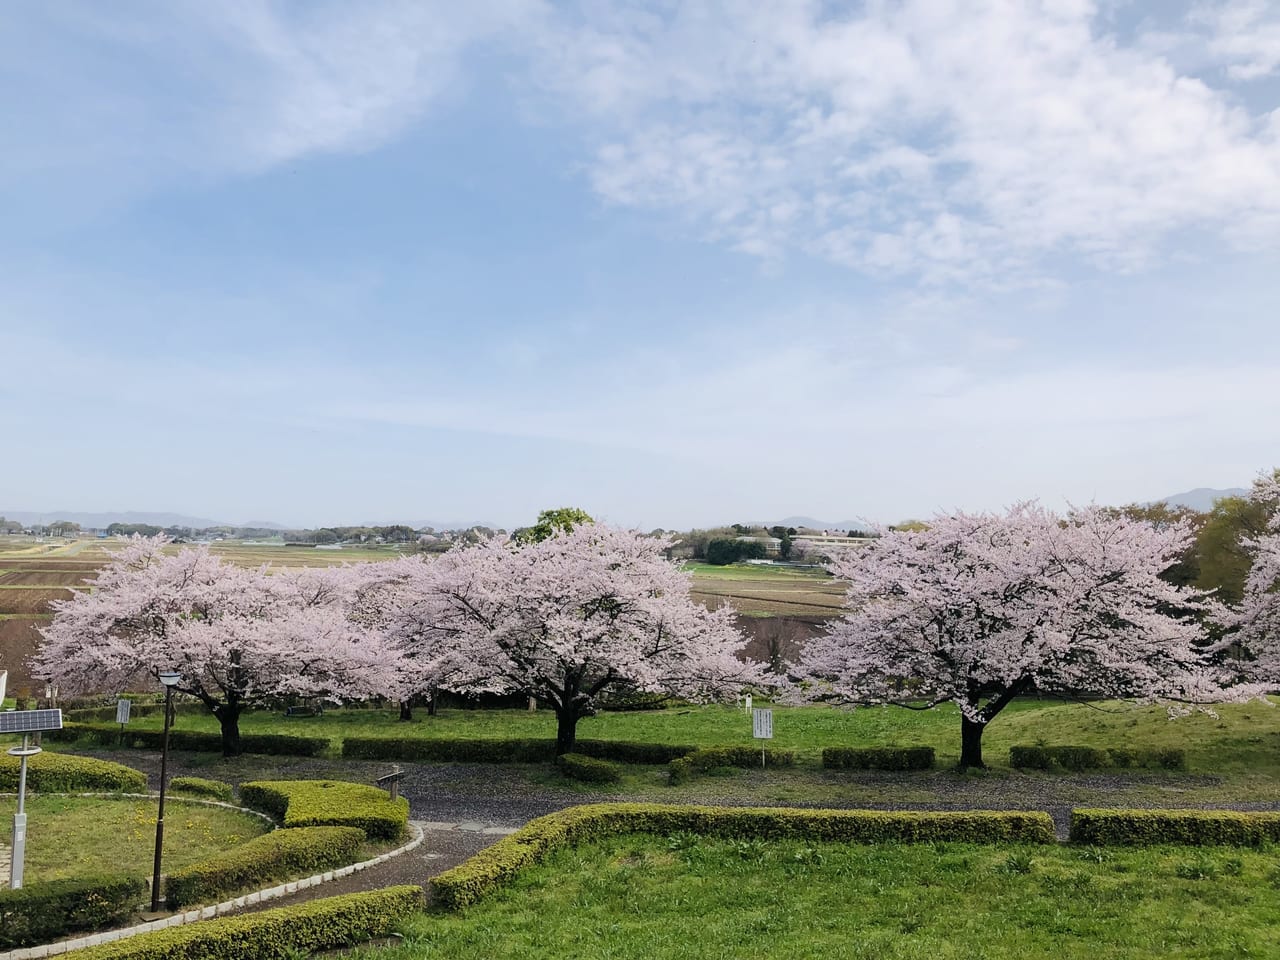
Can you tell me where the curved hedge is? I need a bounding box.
[1070,809,1280,846]
[74,885,424,960]
[0,875,145,949]
[822,747,935,771]
[556,753,622,785]
[668,747,796,785]
[0,753,147,793]
[240,780,408,840]
[341,736,694,765]
[429,802,1057,909]
[169,776,234,802]
[166,826,365,908]
[1010,745,1187,771]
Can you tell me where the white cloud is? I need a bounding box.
[1193,0,1280,79]
[538,0,1280,285]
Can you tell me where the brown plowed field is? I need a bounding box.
[0,616,47,688]
[0,587,78,614]
[0,571,96,586]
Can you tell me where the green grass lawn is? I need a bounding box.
[111,699,1280,775]
[358,835,1280,959]
[18,795,269,882]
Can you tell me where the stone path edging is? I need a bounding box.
[0,818,426,960]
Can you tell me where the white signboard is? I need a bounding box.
[115,699,131,725]
[744,694,752,714]
[752,708,773,740]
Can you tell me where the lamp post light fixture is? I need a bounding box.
[150,670,182,912]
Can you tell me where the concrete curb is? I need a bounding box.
[0,820,425,959]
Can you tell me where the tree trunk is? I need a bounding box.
[214,706,242,758]
[398,700,413,722]
[959,715,986,770]
[427,689,437,717]
[554,709,579,756]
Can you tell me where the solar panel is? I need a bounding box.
[0,709,63,734]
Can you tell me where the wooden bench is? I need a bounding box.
[375,766,405,801]
[283,704,323,718]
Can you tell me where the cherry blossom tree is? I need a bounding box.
[35,537,400,755]
[1233,471,1280,681]
[793,504,1230,769]
[400,524,757,754]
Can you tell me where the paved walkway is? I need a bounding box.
[237,819,517,913]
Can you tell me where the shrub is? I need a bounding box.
[74,886,424,960]
[240,780,408,841]
[0,753,147,793]
[668,746,796,785]
[430,803,1056,909]
[0,875,146,949]
[1010,746,1187,771]
[169,776,234,802]
[341,736,694,765]
[166,826,364,907]
[556,753,622,785]
[52,723,328,757]
[1069,809,1280,846]
[822,746,935,771]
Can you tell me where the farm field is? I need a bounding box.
[21,794,268,882]
[95,699,1280,778]
[685,562,844,618]
[366,835,1280,960]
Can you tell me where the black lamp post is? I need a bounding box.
[150,670,181,912]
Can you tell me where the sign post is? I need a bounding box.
[116,698,132,745]
[2,708,64,889]
[752,707,773,769]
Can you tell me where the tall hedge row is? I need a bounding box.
[1070,809,1280,846]
[51,723,328,757]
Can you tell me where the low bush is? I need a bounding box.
[240,780,409,841]
[822,746,935,771]
[1069,809,1280,846]
[0,753,146,793]
[64,703,204,724]
[556,753,622,785]
[342,736,694,765]
[169,776,234,802]
[75,886,424,960]
[166,826,364,907]
[1010,745,1187,771]
[668,746,796,785]
[0,875,146,949]
[430,803,1056,909]
[53,723,328,757]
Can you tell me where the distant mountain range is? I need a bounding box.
[1157,488,1250,512]
[0,509,496,532]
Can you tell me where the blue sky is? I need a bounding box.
[3,0,1279,529]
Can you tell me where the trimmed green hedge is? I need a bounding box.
[341,736,694,765]
[668,746,796,785]
[556,753,622,785]
[0,875,146,949]
[822,746,935,771]
[169,776,234,802]
[1010,745,1187,771]
[166,826,364,907]
[74,886,424,960]
[430,803,1056,909]
[0,753,147,793]
[52,723,328,757]
[65,703,205,723]
[240,780,408,841]
[1070,809,1280,846]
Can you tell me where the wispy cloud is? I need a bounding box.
[537,1,1280,286]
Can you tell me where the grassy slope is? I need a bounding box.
[21,795,268,882]
[362,835,1280,959]
[110,700,1280,774]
